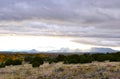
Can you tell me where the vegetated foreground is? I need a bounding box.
[0,52,120,79]
[0,62,120,79]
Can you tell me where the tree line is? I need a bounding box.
[0,52,120,68]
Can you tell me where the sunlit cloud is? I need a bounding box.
[0,35,93,51]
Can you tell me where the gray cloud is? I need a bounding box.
[0,0,119,23]
[0,0,120,48]
[72,38,120,47]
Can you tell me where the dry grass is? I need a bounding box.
[0,62,120,79]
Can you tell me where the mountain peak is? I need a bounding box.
[90,47,117,53]
[27,49,39,53]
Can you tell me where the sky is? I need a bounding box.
[0,0,120,52]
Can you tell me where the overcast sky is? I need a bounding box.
[0,0,120,51]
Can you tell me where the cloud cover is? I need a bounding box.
[0,0,120,48]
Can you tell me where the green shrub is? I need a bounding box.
[64,54,80,64]
[12,59,22,65]
[79,54,94,63]
[30,56,44,67]
[30,56,43,64]
[55,55,66,62]
[5,59,22,66]
[45,58,54,64]
[5,59,14,66]
[32,62,40,67]
[0,62,5,68]
[24,56,33,62]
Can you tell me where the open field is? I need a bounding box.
[0,53,120,79]
[0,62,120,79]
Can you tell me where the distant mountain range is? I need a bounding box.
[0,49,40,53]
[47,48,82,53]
[24,49,40,53]
[89,47,117,53]
[0,47,118,53]
[47,47,118,53]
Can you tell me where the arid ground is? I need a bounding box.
[0,62,120,79]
